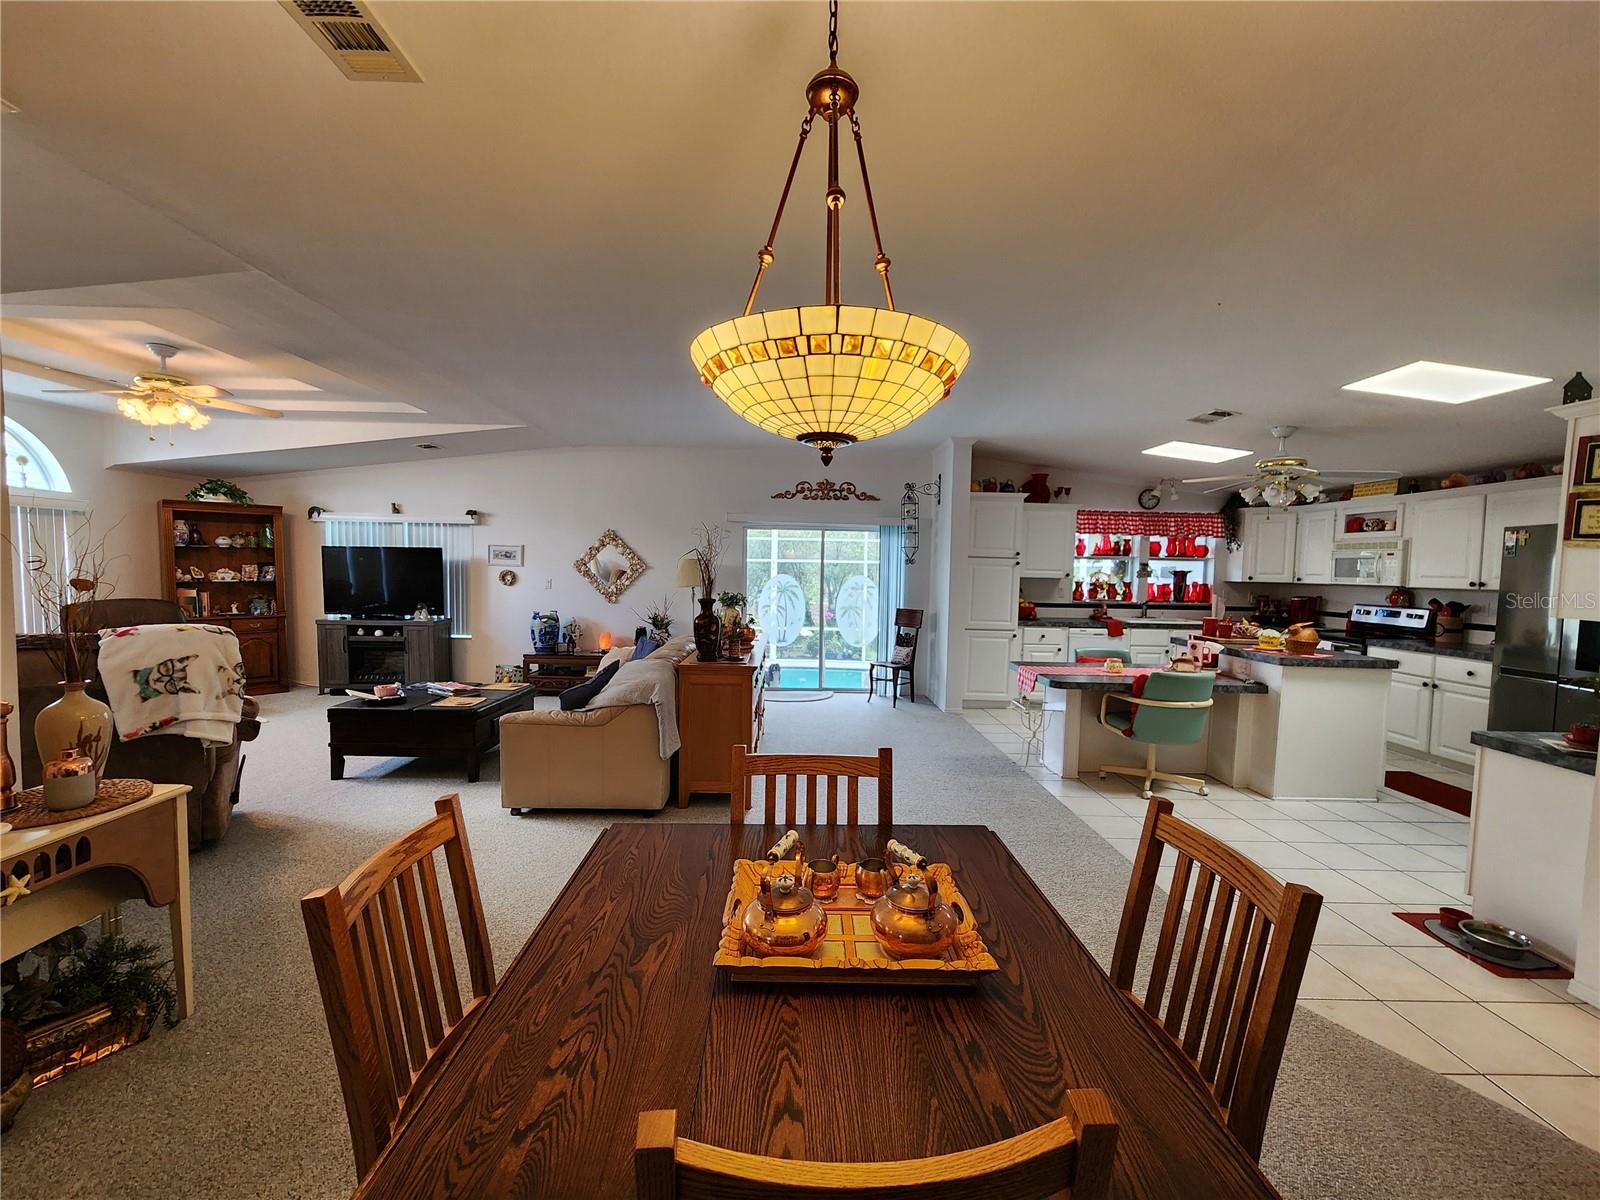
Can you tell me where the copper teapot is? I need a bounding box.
[742,865,828,957]
[870,842,957,959]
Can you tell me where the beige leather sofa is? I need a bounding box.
[499,640,690,812]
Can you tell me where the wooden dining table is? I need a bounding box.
[353,822,1280,1199]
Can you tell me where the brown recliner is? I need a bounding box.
[15,599,261,847]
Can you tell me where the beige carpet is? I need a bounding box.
[3,689,1597,1198]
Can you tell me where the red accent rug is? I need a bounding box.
[1384,770,1472,817]
[1396,908,1571,980]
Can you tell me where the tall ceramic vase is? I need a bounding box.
[34,683,113,782]
[693,597,721,662]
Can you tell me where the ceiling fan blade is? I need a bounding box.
[2,355,123,392]
[1316,468,1402,477]
[175,384,234,401]
[1203,480,1247,494]
[41,388,130,396]
[194,396,282,418]
[1180,474,1247,484]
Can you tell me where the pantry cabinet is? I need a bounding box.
[962,559,1022,629]
[962,631,1018,701]
[1019,505,1077,576]
[967,495,1025,558]
[1406,493,1485,590]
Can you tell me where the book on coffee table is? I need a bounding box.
[431,695,488,708]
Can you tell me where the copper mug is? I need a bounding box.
[805,857,841,901]
[854,857,893,901]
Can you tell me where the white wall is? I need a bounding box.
[5,397,194,605]
[246,444,932,685]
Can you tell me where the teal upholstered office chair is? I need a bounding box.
[1074,646,1131,664]
[1097,670,1216,800]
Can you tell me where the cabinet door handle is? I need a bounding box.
[1465,669,1475,678]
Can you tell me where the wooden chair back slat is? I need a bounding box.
[301,794,496,1178]
[729,748,892,829]
[637,1087,1117,1199]
[1110,798,1321,1161]
[416,851,465,1026]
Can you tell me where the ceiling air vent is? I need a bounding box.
[280,0,421,82]
[1187,409,1239,425]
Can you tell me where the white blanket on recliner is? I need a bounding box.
[587,654,681,758]
[97,623,246,747]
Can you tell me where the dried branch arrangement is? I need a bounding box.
[21,512,119,684]
[691,523,727,598]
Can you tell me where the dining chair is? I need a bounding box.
[1072,646,1131,664]
[301,793,495,1178]
[730,744,891,826]
[635,1091,1117,1199]
[1110,797,1322,1160]
[866,607,923,706]
[1096,669,1215,799]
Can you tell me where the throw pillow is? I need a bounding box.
[630,638,662,661]
[559,660,620,711]
[890,644,914,665]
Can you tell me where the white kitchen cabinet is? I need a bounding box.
[962,631,1018,701]
[1291,507,1336,584]
[1479,485,1561,590]
[1407,493,1485,590]
[1385,674,1433,751]
[1019,505,1076,576]
[1067,629,1132,660]
[1229,510,1297,583]
[1130,646,1170,667]
[962,559,1021,629]
[967,495,1024,558]
[1430,679,1491,767]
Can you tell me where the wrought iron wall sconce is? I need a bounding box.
[900,475,942,565]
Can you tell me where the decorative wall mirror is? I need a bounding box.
[574,529,648,603]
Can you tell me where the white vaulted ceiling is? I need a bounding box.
[1,1,1595,477]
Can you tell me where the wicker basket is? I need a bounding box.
[23,1001,152,1087]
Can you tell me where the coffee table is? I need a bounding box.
[327,686,538,783]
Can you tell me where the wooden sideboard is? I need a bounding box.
[674,643,767,808]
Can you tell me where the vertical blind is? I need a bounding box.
[877,523,907,652]
[10,504,85,635]
[321,517,473,636]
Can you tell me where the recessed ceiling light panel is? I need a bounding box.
[1141,440,1253,463]
[1343,361,1550,404]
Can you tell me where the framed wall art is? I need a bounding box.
[574,529,648,603]
[488,544,524,566]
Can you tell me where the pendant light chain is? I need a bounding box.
[828,0,839,65]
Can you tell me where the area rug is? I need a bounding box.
[2,690,1595,1199]
[1384,769,1472,816]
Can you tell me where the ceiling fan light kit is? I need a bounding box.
[690,0,967,465]
[1183,425,1398,509]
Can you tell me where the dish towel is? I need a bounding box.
[1093,613,1126,638]
[97,623,246,746]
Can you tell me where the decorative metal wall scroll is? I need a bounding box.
[900,476,943,565]
[770,479,882,502]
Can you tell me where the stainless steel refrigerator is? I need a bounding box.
[1489,524,1600,731]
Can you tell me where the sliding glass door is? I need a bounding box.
[745,527,883,691]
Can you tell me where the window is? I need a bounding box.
[320,515,473,636]
[5,417,72,494]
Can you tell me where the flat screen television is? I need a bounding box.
[322,546,446,620]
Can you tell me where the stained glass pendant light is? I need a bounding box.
[690,0,968,464]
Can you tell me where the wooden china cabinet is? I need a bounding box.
[158,499,290,694]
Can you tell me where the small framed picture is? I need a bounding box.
[241,563,259,582]
[1566,492,1600,544]
[1572,435,1600,490]
[262,564,276,582]
[488,544,524,566]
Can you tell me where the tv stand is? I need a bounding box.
[316,618,453,694]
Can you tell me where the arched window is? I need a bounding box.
[5,416,72,494]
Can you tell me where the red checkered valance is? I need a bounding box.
[1075,509,1226,537]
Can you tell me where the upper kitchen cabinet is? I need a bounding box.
[961,557,1023,629]
[1291,507,1336,584]
[966,493,1024,558]
[1224,509,1297,582]
[1019,505,1076,576]
[1407,492,1485,589]
[1479,482,1561,590]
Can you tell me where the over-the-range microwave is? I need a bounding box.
[1331,539,1406,586]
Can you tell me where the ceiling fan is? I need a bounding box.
[1182,425,1399,508]
[34,342,283,435]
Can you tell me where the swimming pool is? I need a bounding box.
[771,665,869,691]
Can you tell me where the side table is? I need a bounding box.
[521,650,607,695]
[0,783,195,1020]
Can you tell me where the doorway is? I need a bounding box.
[745,527,883,691]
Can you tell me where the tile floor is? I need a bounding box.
[962,703,1600,1151]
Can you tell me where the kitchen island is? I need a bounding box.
[1467,729,1599,1003]
[1165,638,1400,800]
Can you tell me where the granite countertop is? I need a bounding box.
[1470,729,1598,775]
[1009,663,1267,694]
[1169,636,1399,669]
[1365,638,1495,662]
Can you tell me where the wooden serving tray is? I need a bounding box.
[713,859,998,985]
